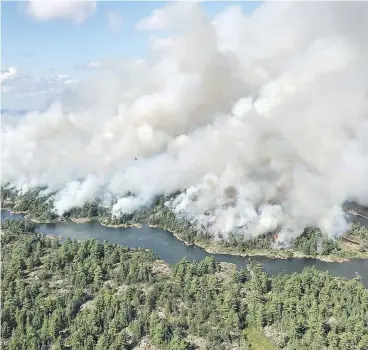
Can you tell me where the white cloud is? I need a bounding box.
[1,68,79,97]
[105,10,123,31]
[75,60,115,71]
[136,2,201,31]
[137,11,165,30]
[1,67,18,83]
[25,0,96,23]
[136,7,170,30]
[88,61,103,69]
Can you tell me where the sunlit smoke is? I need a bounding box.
[2,2,368,241]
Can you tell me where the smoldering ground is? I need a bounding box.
[2,2,368,241]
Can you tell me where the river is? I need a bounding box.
[2,209,368,287]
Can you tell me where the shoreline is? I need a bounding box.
[100,221,142,229]
[192,239,351,263]
[1,209,364,263]
[1,206,14,211]
[148,224,351,263]
[44,233,64,240]
[345,209,368,220]
[69,216,143,228]
[30,218,57,224]
[148,224,195,246]
[70,217,98,224]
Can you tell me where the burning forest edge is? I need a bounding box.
[2,185,368,263]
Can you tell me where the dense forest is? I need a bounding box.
[1,218,368,350]
[2,185,368,259]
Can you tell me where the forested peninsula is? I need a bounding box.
[2,186,368,262]
[2,218,368,350]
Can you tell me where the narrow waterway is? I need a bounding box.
[2,210,368,287]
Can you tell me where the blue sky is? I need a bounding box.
[1,1,260,110]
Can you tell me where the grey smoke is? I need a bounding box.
[2,2,368,241]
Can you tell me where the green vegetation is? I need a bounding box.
[1,186,57,222]
[149,203,368,260]
[2,185,368,260]
[348,222,368,240]
[1,218,368,350]
[244,328,276,350]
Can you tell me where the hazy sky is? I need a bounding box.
[1,1,260,110]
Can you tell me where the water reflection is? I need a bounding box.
[2,210,367,287]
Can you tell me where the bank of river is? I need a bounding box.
[1,209,368,287]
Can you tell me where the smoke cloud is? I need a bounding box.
[2,2,368,241]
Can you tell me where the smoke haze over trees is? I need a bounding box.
[2,2,368,242]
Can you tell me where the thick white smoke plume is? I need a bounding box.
[2,2,368,241]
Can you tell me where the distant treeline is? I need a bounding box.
[1,218,368,350]
[2,185,368,258]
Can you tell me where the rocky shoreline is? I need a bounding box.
[1,209,365,263]
[100,221,142,229]
[148,224,195,246]
[345,209,368,220]
[148,224,351,263]
[69,216,143,228]
[193,240,351,263]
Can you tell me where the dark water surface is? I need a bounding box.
[2,210,368,287]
